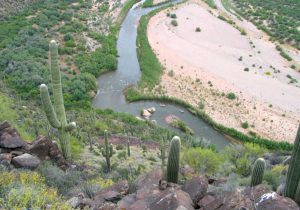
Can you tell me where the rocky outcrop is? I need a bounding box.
[0,121,68,170]
[0,121,26,149]
[181,176,208,206]
[29,135,68,169]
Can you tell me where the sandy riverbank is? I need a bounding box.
[147,0,300,142]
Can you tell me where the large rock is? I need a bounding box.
[29,135,68,169]
[148,187,194,210]
[198,194,223,210]
[256,192,300,210]
[93,180,128,208]
[147,107,156,114]
[0,122,26,149]
[141,109,152,119]
[181,176,208,205]
[11,153,40,169]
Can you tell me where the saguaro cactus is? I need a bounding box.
[40,40,75,161]
[127,140,130,157]
[250,158,266,186]
[101,130,113,171]
[284,125,300,199]
[167,136,181,183]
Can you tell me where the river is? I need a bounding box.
[93,1,230,149]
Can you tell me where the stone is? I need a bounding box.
[67,197,81,209]
[148,187,194,210]
[11,153,40,170]
[141,109,152,119]
[147,107,156,113]
[0,121,10,131]
[103,191,122,202]
[180,164,195,176]
[96,202,120,210]
[118,194,136,209]
[198,194,223,210]
[256,192,300,210]
[0,130,26,149]
[181,176,208,205]
[29,136,68,169]
[0,153,12,164]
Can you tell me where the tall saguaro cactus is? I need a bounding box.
[101,130,113,171]
[40,40,75,161]
[284,125,300,199]
[167,136,181,183]
[251,158,266,187]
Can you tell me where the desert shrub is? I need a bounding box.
[168,70,175,77]
[170,14,177,19]
[182,147,222,175]
[263,165,286,191]
[0,170,70,209]
[38,163,83,195]
[195,27,201,32]
[117,151,127,160]
[226,92,236,100]
[81,182,101,198]
[235,155,252,176]
[171,20,178,27]
[241,121,249,129]
[116,144,125,150]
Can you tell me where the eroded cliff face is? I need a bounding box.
[0,0,37,20]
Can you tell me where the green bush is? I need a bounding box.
[182,147,221,175]
[226,92,236,100]
[171,20,178,26]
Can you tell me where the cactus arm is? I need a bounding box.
[40,84,61,128]
[65,122,77,131]
[49,40,67,126]
[167,136,181,183]
[284,125,300,198]
[250,158,266,187]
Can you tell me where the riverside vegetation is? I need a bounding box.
[1,0,300,209]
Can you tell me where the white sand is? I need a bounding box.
[147,1,300,142]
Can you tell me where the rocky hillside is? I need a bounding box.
[0,0,37,20]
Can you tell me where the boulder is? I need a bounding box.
[198,194,223,210]
[0,122,26,149]
[141,109,152,119]
[180,164,195,177]
[29,136,68,169]
[11,153,40,170]
[147,107,156,114]
[256,192,299,210]
[93,180,128,208]
[96,202,121,210]
[118,194,136,209]
[181,176,208,205]
[67,196,81,209]
[218,188,253,210]
[148,187,194,210]
[0,153,12,164]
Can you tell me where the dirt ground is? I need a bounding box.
[147,0,300,142]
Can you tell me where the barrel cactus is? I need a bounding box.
[284,125,300,199]
[167,136,181,183]
[101,130,113,171]
[251,158,266,186]
[40,40,76,161]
